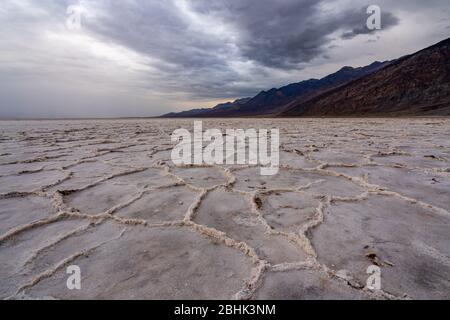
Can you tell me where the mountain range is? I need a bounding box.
[162,38,450,117]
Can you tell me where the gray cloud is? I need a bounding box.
[85,1,399,70]
[0,0,449,118]
[187,1,400,68]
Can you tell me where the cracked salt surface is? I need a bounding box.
[0,118,449,300]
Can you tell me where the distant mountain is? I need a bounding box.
[162,61,391,117]
[226,61,391,117]
[163,98,251,118]
[281,38,450,116]
[162,37,450,118]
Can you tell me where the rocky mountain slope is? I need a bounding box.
[162,38,450,118]
[281,38,450,116]
[163,61,390,117]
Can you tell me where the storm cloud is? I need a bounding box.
[0,0,449,118]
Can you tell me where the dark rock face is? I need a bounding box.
[163,38,450,118]
[281,38,450,117]
[163,62,390,117]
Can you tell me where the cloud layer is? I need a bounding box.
[0,0,449,117]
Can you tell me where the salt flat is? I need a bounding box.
[0,118,449,300]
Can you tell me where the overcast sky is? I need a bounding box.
[0,0,449,118]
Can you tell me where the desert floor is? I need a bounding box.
[0,118,449,300]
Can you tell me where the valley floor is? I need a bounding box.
[0,118,449,300]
